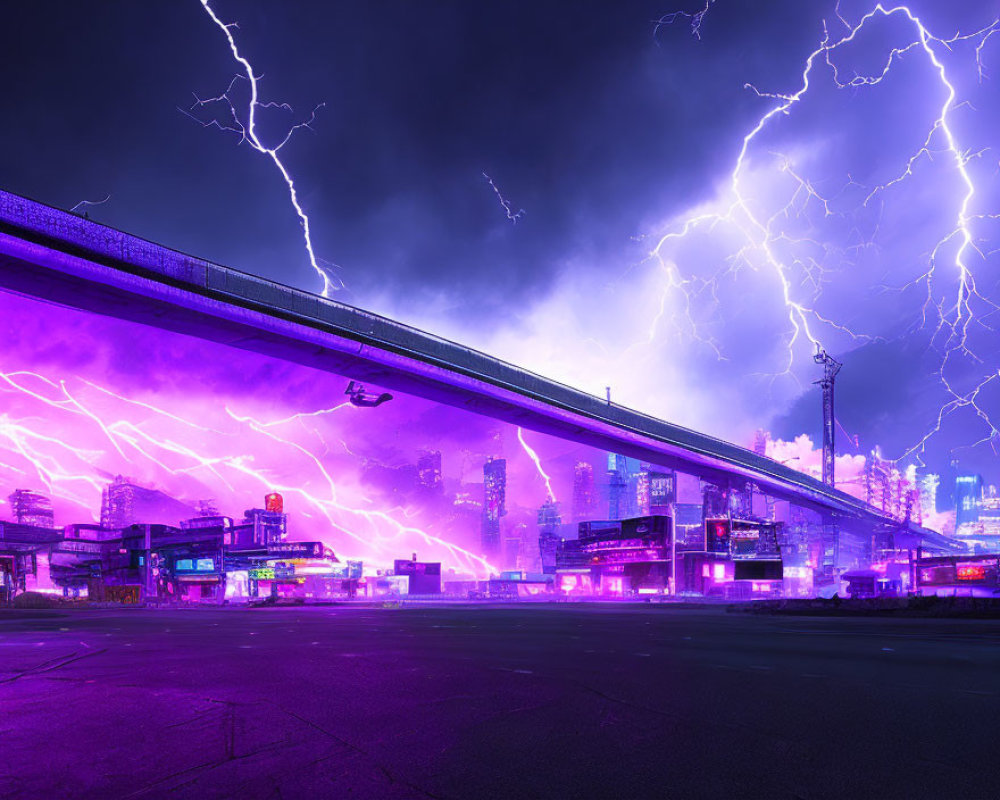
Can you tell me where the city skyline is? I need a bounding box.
[4,4,1000,797]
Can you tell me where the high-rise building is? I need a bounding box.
[482,458,507,558]
[980,487,1000,539]
[919,473,940,521]
[956,474,984,528]
[753,429,770,457]
[100,476,195,530]
[865,451,913,522]
[417,451,443,491]
[607,454,629,520]
[7,489,54,528]
[572,461,597,522]
[537,499,562,573]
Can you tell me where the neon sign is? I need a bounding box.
[957,565,987,581]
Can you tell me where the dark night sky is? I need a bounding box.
[2,0,998,487]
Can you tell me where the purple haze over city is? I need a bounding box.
[0,289,605,575]
[1,0,998,496]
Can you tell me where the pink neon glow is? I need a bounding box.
[0,290,602,578]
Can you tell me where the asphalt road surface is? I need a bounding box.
[2,603,999,799]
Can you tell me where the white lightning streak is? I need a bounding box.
[193,1,340,296]
[652,2,1000,463]
[69,195,110,214]
[482,171,525,223]
[516,427,556,502]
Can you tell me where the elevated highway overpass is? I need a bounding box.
[0,189,958,551]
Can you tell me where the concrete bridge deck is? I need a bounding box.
[0,189,955,545]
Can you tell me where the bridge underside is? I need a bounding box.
[0,190,957,548]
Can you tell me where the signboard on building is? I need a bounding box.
[266,542,323,558]
[249,567,275,581]
[649,471,675,509]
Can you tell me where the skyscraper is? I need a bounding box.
[7,489,54,528]
[572,461,597,522]
[919,473,939,521]
[537,499,562,573]
[956,474,984,528]
[607,454,629,520]
[482,458,507,558]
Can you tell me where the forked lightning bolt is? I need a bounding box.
[0,368,497,576]
[653,2,1000,463]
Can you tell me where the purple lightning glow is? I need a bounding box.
[0,363,496,575]
[189,0,341,296]
[650,2,1000,466]
[0,287,614,575]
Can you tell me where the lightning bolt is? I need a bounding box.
[516,426,556,502]
[69,195,110,215]
[651,2,1000,467]
[653,0,716,42]
[228,408,497,574]
[0,367,497,577]
[482,171,525,223]
[189,0,341,296]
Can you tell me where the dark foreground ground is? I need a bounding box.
[3,605,1000,800]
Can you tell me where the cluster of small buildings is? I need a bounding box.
[494,463,1000,602]
[487,508,1000,602]
[4,463,999,606]
[0,481,444,604]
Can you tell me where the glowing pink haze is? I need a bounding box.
[0,290,600,577]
